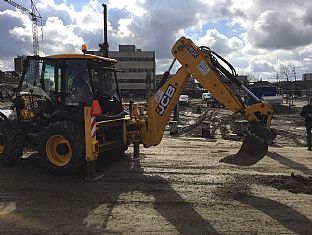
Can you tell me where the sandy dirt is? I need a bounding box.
[0,99,312,234]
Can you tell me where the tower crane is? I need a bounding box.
[4,0,41,56]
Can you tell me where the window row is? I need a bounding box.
[114,57,154,62]
[119,79,154,83]
[123,68,154,73]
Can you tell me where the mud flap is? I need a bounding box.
[220,134,268,166]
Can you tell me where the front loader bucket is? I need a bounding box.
[220,134,268,166]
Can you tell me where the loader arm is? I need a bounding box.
[141,37,275,166]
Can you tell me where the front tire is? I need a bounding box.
[0,121,23,165]
[39,120,85,175]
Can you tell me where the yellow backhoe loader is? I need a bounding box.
[0,37,275,177]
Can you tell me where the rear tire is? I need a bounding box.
[0,121,23,165]
[39,120,85,175]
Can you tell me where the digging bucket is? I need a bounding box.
[220,121,275,166]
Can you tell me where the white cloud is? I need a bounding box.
[115,18,133,37]
[196,29,244,55]
[0,0,311,81]
[42,17,84,55]
[107,0,146,16]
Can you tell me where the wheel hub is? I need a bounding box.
[46,135,72,166]
[56,143,70,156]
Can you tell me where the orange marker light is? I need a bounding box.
[81,44,88,54]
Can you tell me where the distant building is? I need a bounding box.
[0,70,4,81]
[0,71,20,85]
[237,75,248,85]
[303,73,312,81]
[89,45,156,99]
[14,56,26,73]
[249,80,272,87]
[14,55,40,83]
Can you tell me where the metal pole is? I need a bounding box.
[293,67,297,96]
[102,3,109,57]
[173,104,179,121]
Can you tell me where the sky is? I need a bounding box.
[0,0,312,82]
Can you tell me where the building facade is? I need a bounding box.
[14,56,25,73]
[14,55,36,76]
[0,70,20,85]
[90,45,156,99]
[303,73,312,81]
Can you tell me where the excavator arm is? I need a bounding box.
[140,37,275,166]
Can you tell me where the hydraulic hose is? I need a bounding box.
[199,46,260,103]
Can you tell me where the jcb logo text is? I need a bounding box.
[187,46,199,59]
[156,85,176,116]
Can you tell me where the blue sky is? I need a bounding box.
[1,0,312,81]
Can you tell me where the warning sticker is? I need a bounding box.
[197,61,209,76]
[154,89,164,104]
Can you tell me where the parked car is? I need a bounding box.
[179,94,189,105]
[202,92,211,101]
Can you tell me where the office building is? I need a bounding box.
[90,45,156,99]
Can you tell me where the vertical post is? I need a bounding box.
[84,107,99,179]
[102,4,109,58]
[196,106,201,114]
[173,104,179,122]
[202,121,210,138]
[293,66,297,97]
[169,121,178,135]
[133,142,140,159]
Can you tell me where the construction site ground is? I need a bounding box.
[1,98,312,234]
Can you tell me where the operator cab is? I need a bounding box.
[15,53,124,122]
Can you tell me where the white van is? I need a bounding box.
[202,92,211,101]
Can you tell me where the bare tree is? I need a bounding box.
[275,70,281,83]
[247,72,256,82]
[280,64,293,82]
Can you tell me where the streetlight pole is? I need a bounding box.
[293,67,297,97]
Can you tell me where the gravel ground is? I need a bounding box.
[0,98,312,234]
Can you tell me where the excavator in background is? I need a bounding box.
[0,37,275,177]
